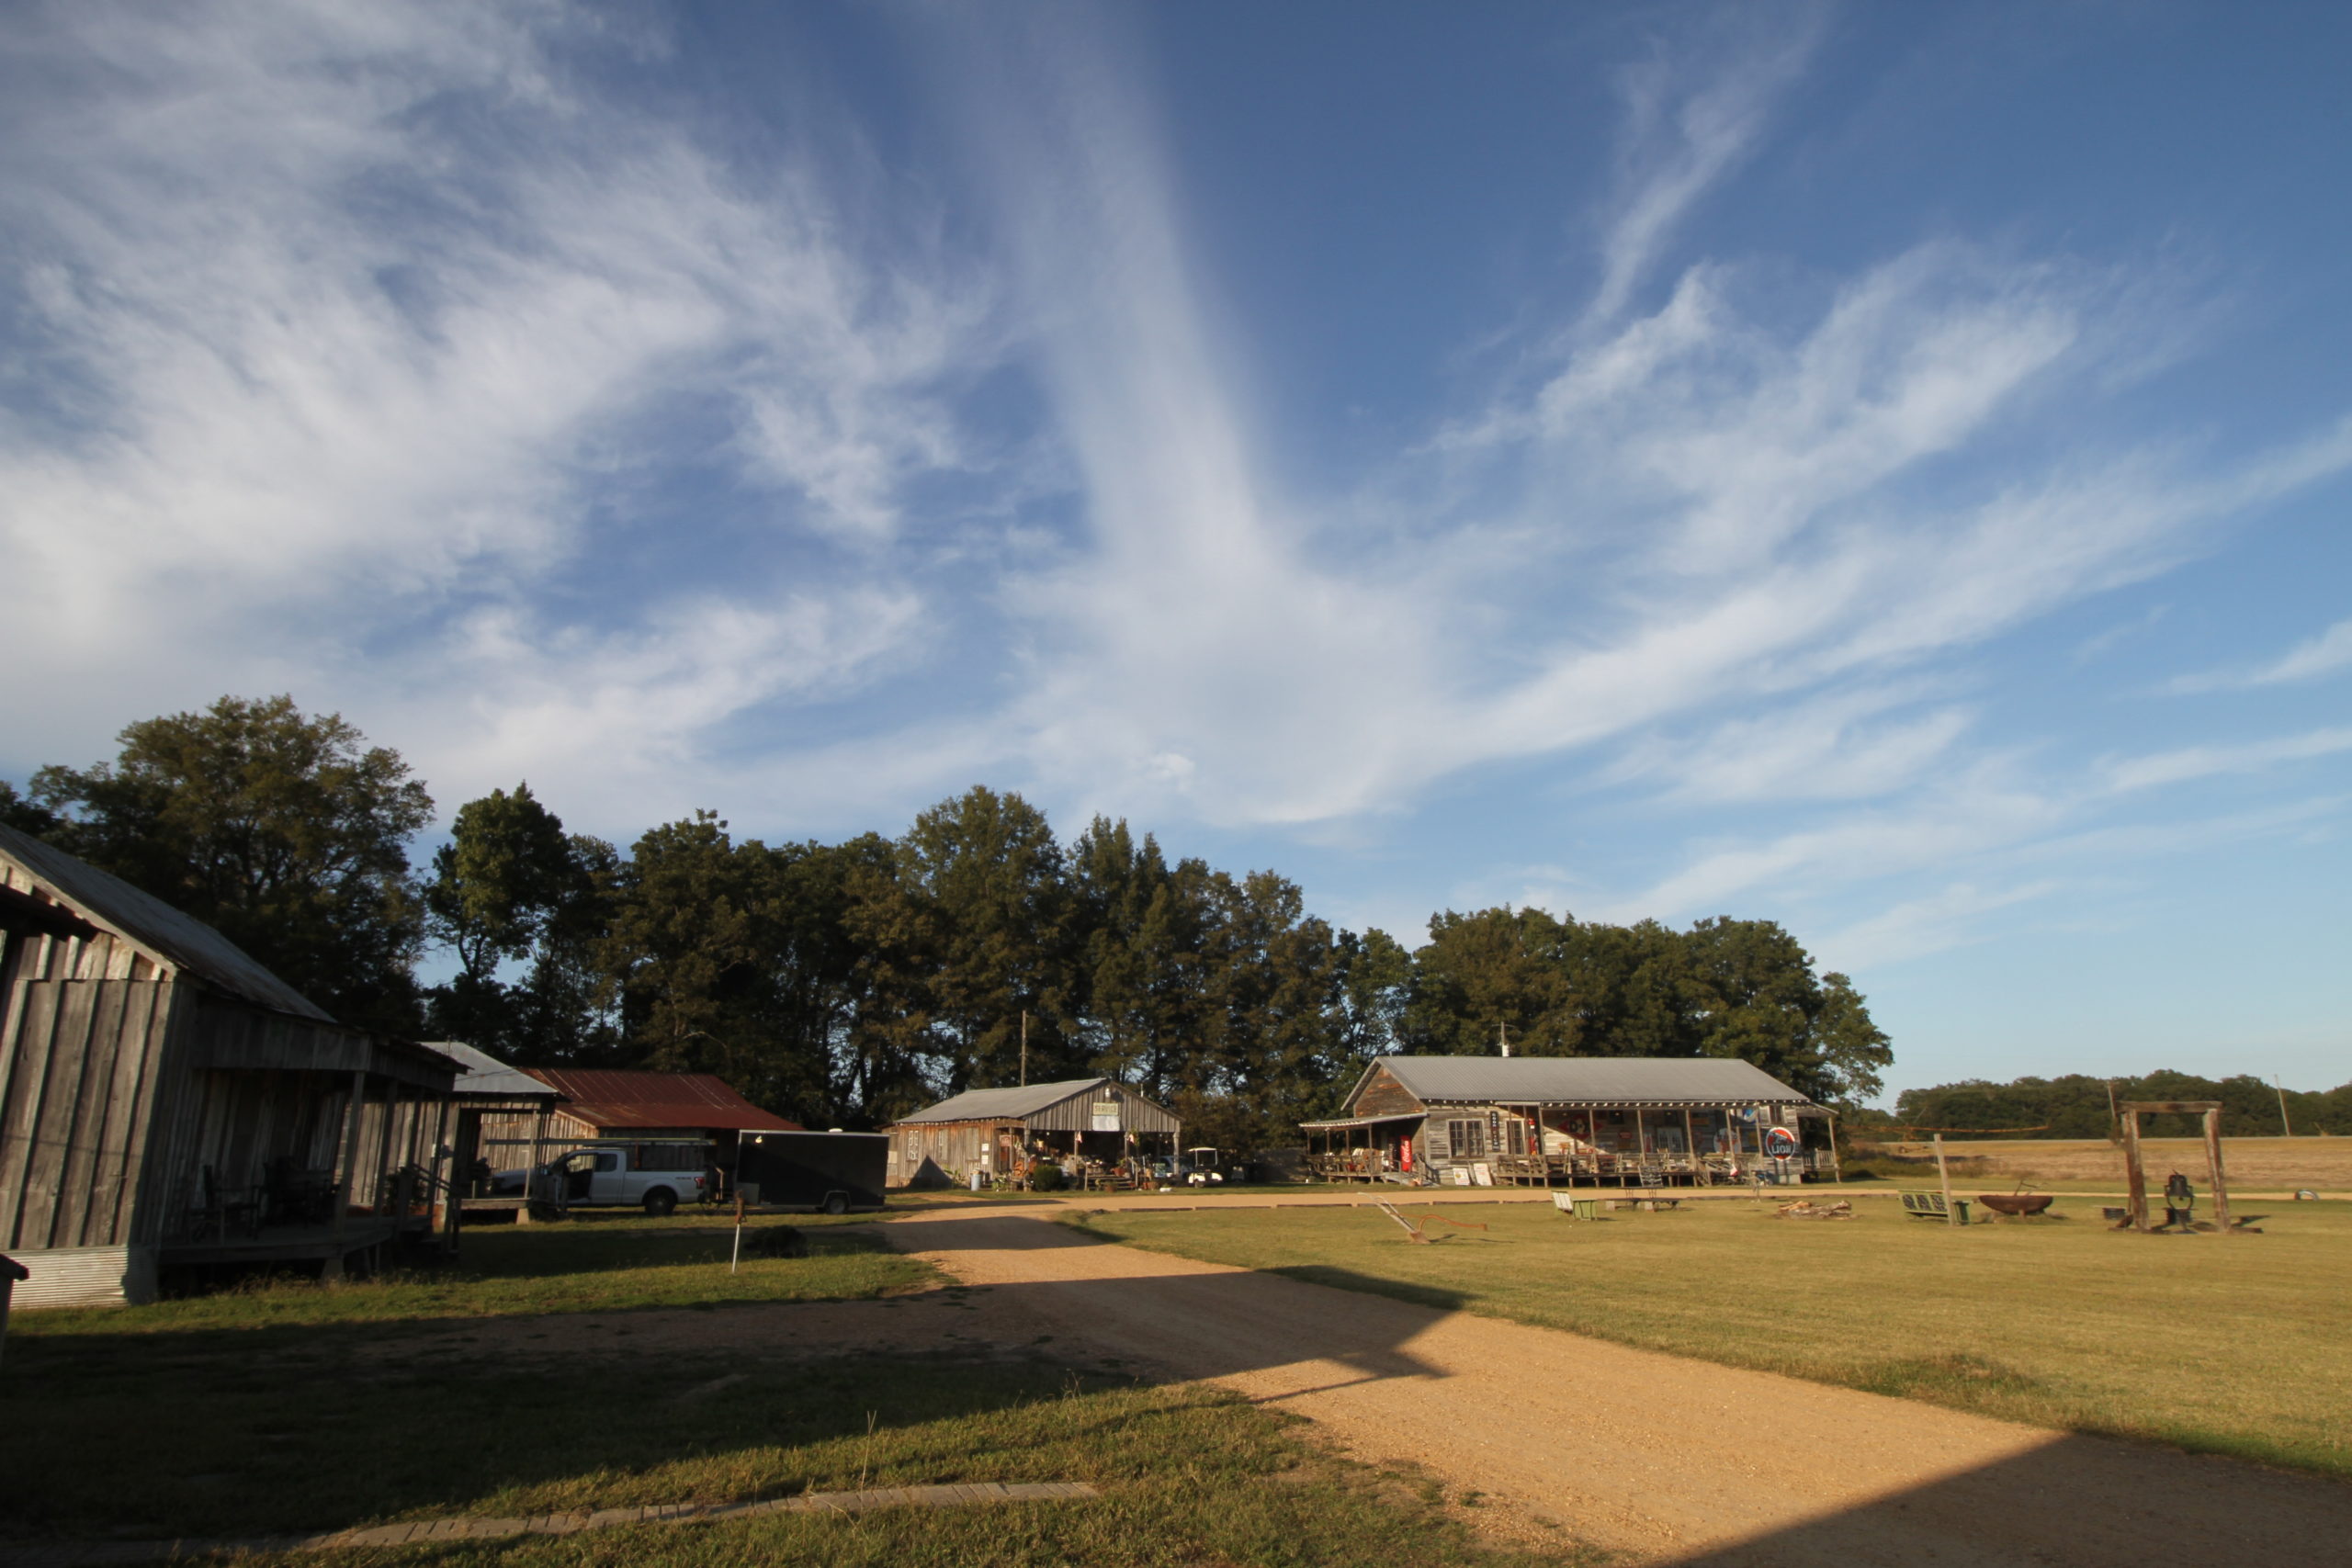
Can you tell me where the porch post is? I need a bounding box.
[430,1094,459,1253]
[372,1079,401,1221]
[328,1068,368,1274]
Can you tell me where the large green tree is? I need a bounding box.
[30,694,432,1031]
[422,783,614,1060]
[1398,907,1893,1105]
[853,786,1079,1094]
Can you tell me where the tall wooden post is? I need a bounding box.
[1019,1010,1028,1088]
[328,1068,368,1277]
[372,1082,400,1219]
[1933,1134,1959,1228]
[2122,1111,2149,1232]
[430,1095,459,1254]
[2202,1107,2233,1234]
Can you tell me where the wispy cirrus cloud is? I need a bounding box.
[3,0,2346,1007]
[1587,8,1826,324]
[2165,616,2352,694]
[2105,726,2352,794]
[916,12,2352,920]
[0,0,987,810]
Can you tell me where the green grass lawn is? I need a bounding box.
[0,1214,1577,1568]
[1075,1195,2352,1479]
[10,1211,925,1337]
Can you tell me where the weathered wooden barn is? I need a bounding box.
[473,1068,799,1181]
[887,1077,1182,1190]
[1302,1055,1837,1186]
[0,824,458,1306]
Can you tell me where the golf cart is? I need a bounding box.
[1182,1147,1229,1186]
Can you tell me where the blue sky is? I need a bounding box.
[3,2,2347,1100]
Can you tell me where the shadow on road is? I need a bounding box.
[1657,1433,2352,1567]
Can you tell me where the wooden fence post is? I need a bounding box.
[1933,1134,1959,1227]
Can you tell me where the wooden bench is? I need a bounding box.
[1900,1190,1970,1224]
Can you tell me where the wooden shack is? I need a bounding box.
[0,824,458,1306]
[473,1068,799,1185]
[886,1077,1181,1190]
[1301,1055,1836,1187]
[419,1040,561,1226]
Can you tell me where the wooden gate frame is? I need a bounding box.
[2117,1100,2232,1234]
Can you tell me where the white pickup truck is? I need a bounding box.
[501,1143,712,1216]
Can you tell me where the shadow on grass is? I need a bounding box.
[0,1328,1151,1540]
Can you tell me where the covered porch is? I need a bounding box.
[1438,1100,1839,1188]
[153,1002,459,1278]
[1300,1112,1424,1182]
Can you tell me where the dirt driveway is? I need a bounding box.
[882,1202,2352,1567]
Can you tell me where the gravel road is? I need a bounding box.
[883,1202,2352,1567]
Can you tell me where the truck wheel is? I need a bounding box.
[823,1192,848,1216]
[643,1188,677,1217]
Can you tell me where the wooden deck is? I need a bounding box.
[159,1217,414,1267]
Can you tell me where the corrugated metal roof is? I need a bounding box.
[1297,1111,1426,1131]
[1360,1055,1814,1108]
[523,1068,801,1132]
[890,1077,1133,1125]
[422,1041,561,1102]
[0,822,332,1021]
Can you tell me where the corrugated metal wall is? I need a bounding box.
[1018,1081,1181,1134]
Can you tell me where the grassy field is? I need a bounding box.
[1848,1134,2352,1193]
[1075,1195,2352,1479]
[0,1213,1576,1568]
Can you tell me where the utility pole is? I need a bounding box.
[1020,1010,1028,1088]
[2275,1076,2293,1137]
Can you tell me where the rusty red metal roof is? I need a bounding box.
[523,1068,801,1133]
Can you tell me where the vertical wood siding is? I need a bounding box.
[0,978,176,1250]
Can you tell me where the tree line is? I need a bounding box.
[4,695,1894,1143]
[1849,1071,2352,1141]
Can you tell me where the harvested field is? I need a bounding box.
[1855,1134,2352,1192]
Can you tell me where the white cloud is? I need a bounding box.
[903,18,2352,865]
[1818,879,2064,970]
[2166,616,2352,694]
[1602,766,2064,922]
[2105,727,2352,794]
[2256,619,2352,684]
[1606,687,1974,805]
[1588,11,1825,323]
[0,0,984,801]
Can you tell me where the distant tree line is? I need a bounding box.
[1841,1070,2352,1141]
[6,696,1894,1144]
